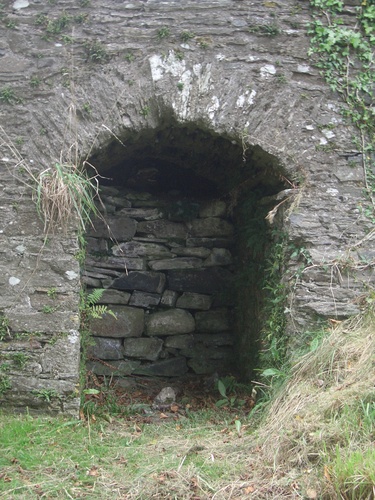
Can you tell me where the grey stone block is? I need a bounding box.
[90,305,144,338]
[112,271,166,294]
[123,337,163,361]
[148,257,203,271]
[145,309,195,336]
[176,292,213,310]
[88,215,137,241]
[187,218,234,237]
[160,289,178,307]
[203,248,232,267]
[195,309,231,332]
[112,241,173,259]
[167,267,234,294]
[137,220,188,239]
[87,337,123,360]
[133,357,188,377]
[87,359,140,376]
[129,291,161,308]
[199,201,227,218]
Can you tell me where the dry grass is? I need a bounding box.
[249,310,375,498]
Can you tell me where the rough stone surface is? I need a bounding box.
[87,215,137,241]
[112,271,166,294]
[123,337,163,361]
[199,201,227,218]
[167,268,234,294]
[187,219,234,238]
[133,357,188,377]
[176,293,213,311]
[90,306,144,338]
[87,337,123,360]
[146,309,195,336]
[86,359,141,376]
[129,291,161,308]
[137,220,187,240]
[195,310,231,332]
[148,257,203,271]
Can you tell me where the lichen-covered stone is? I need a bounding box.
[172,247,211,258]
[187,218,234,238]
[199,201,227,218]
[129,291,161,308]
[160,289,178,307]
[203,248,233,267]
[87,337,123,360]
[98,289,131,305]
[148,257,203,271]
[195,309,231,332]
[111,271,166,294]
[137,220,188,239]
[86,359,140,376]
[176,292,212,310]
[112,241,173,259]
[133,357,188,377]
[87,215,137,241]
[167,268,234,294]
[145,309,195,336]
[123,337,163,361]
[90,306,144,338]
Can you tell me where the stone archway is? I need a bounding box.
[82,120,288,383]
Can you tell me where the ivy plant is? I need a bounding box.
[308,0,375,218]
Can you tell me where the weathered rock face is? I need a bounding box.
[0,0,373,413]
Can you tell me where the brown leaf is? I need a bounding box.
[87,466,99,477]
[306,489,318,499]
[244,485,255,494]
[170,404,179,413]
[159,413,169,419]
[324,465,331,482]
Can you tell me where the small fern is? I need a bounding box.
[90,304,117,320]
[85,288,105,307]
[83,289,117,320]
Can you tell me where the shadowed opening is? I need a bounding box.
[82,121,287,394]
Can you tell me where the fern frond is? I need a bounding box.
[86,288,105,307]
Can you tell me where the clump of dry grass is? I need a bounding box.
[34,160,102,234]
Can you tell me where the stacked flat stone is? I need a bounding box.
[84,186,236,378]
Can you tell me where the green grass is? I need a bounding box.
[0,410,253,499]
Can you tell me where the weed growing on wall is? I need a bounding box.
[308,0,375,218]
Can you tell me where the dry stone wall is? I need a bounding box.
[0,0,373,413]
[84,186,235,378]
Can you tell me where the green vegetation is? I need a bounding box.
[26,161,102,234]
[0,361,11,395]
[47,287,57,299]
[84,40,109,62]
[157,26,170,39]
[140,105,150,117]
[0,86,21,105]
[32,388,61,403]
[42,305,56,314]
[180,30,195,42]
[0,314,10,341]
[177,81,184,91]
[308,0,375,220]
[248,23,281,36]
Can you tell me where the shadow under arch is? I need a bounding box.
[83,117,290,384]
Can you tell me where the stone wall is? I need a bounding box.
[84,186,236,378]
[0,0,373,413]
